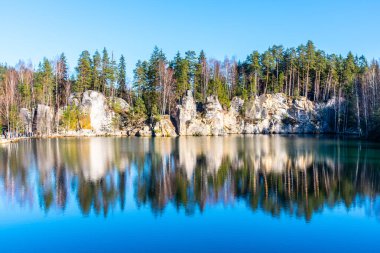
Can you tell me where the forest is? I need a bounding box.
[1,40,380,138]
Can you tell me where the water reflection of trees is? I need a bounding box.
[0,136,380,221]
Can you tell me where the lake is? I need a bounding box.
[0,136,379,252]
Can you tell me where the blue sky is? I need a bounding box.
[1,0,379,79]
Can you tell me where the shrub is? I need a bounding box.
[110,99,123,114]
[62,105,80,130]
[79,113,91,130]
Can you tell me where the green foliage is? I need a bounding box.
[34,58,54,105]
[135,46,167,117]
[9,105,22,131]
[209,78,230,108]
[117,55,127,98]
[62,105,80,130]
[194,50,207,102]
[111,100,123,114]
[246,50,261,95]
[151,104,161,123]
[57,53,69,106]
[92,50,102,91]
[126,96,147,127]
[2,40,380,138]
[79,113,92,130]
[172,52,190,100]
[75,50,92,93]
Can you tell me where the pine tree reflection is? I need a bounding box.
[0,136,380,221]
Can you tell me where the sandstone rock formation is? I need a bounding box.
[175,91,226,136]
[136,125,153,137]
[176,90,198,135]
[21,89,342,137]
[242,93,321,134]
[32,104,54,136]
[153,115,177,137]
[175,91,328,136]
[224,97,244,134]
[67,90,131,133]
[80,90,115,132]
[19,108,32,133]
[109,97,130,113]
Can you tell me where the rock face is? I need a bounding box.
[67,90,131,133]
[175,91,226,136]
[175,91,327,136]
[242,94,321,134]
[32,104,54,136]
[110,97,130,113]
[153,116,177,137]
[176,90,198,135]
[204,95,225,135]
[136,125,152,137]
[19,108,32,133]
[80,91,115,132]
[23,89,336,137]
[224,97,244,134]
[318,96,347,132]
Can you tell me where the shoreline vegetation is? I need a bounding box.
[1,41,380,142]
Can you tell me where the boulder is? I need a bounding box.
[230,97,244,114]
[109,97,130,113]
[77,90,116,133]
[136,125,153,137]
[239,93,322,134]
[184,118,210,136]
[32,104,54,136]
[176,92,227,136]
[204,95,225,135]
[175,90,197,135]
[153,116,177,137]
[19,108,32,133]
[224,97,244,134]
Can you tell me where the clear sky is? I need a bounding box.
[1,0,379,78]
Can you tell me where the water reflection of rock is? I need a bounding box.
[0,136,380,220]
[178,136,319,177]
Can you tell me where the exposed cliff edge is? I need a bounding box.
[175,90,337,136]
[3,90,348,140]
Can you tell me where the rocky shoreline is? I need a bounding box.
[2,89,351,143]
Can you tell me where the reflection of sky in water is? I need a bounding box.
[0,136,379,252]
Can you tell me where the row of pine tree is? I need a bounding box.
[1,41,380,136]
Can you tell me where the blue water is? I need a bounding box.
[0,136,379,252]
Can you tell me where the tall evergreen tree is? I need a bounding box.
[101,48,111,94]
[261,49,274,94]
[92,50,101,91]
[56,53,69,106]
[185,50,197,88]
[117,55,127,99]
[194,50,208,101]
[172,52,189,100]
[133,60,148,96]
[247,51,261,95]
[144,46,166,117]
[75,50,92,93]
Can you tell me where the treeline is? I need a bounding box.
[1,41,380,136]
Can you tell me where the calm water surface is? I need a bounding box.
[0,136,379,252]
